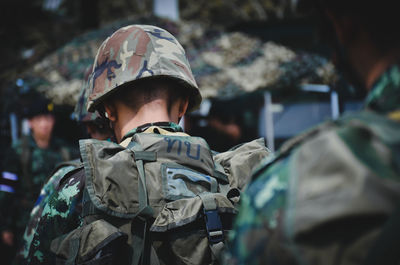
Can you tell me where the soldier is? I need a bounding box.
[26,25,270,265]
[15,70,112,264]
[226,0,400,264]
[0,95,74,262]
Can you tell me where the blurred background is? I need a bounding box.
[0,0,365,154]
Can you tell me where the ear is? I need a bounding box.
[104,103,117,122]
[326,10,357,46]
[178,98,189,118]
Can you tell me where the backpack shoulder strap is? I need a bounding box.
[127,139,156,265]
[198,193,225,262]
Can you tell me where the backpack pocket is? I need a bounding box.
[149,195,236,265]
[51,219,128,265]
[161,163,218,201]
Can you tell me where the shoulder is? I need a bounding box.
[245,109,400,220]
[45,161,82,192]
[255,109,400,183]
[40,167,85,224]
[57,166,85,192]
[28,168,85,264]
[293,110,400,182]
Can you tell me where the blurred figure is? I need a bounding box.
[227,0,400,264]
[0,95,72,263]
[14,78,112,264]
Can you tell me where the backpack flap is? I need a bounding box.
[150,193,235,232]
[149,194,236,264]
[80,139,140,218]
[51,219,128,265]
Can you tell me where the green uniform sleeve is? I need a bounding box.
[27,169,85,264]
[16,165,76,263]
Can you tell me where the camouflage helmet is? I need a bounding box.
[86,24,201,113]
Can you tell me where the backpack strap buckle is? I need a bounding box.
[199,193,224,244]
[204,209,224,244]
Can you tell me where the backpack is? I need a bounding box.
[50,132,270,265]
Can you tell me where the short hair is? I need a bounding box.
[105,76,191,114]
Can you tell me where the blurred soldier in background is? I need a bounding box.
[226,0,400,264]
[0,95,74,263]
[15,70,112,264]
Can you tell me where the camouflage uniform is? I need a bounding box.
[226,64,400,265]
[26,122,186,264]
[16,64,105,264]
[0,135,73,244]
[15,161,79,264]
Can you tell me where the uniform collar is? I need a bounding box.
[120,122,183,143]
[365,64,400,114]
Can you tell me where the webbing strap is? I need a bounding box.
[198,194,224,243]
[128,140,154,265]
[199,193,217,211]
[210,241,225,262]
[136,159,150,215]
[128,141,155,218]
[198,193,225,262]
[131,218,150,265]
[134,151,157,162]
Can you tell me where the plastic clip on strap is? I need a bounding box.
[198,193,225,261]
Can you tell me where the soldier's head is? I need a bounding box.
[84,25,201,142]
[26,96,55,142]
[298,0,400,89]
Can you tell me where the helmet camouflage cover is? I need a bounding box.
[86,24,201,113]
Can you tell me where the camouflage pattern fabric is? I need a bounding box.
[26,122,185,264]
[86,24,201,112]
[0,135,75,247]
[226,64,400,265]
[15,162,79,264]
